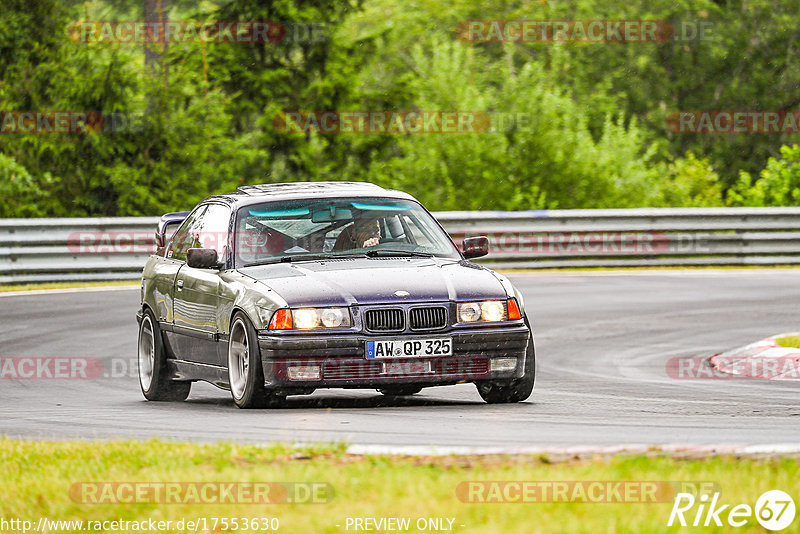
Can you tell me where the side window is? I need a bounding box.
[169,204,232,262]
[192,204,232,263]
[168,206,207,261]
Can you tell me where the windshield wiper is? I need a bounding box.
[243,254,328,267]
[242,252,366,267]
[365,249,434,258]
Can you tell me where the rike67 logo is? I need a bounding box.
[669,490,795,530]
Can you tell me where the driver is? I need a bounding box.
[239,224,285,262]
[333,215,381,251]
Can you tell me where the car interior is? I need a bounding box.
[235,200,444,265]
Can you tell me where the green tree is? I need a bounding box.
[657,153,723,207]
[0,154,50,217]
[728,145,800,207]
[335,40,663,210]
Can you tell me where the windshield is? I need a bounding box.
[234,197,460,267]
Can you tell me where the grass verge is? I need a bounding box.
[776,335,800,349]
[0,280,138,293]
[1,439,797,533]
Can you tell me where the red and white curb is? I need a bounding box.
[345,443,800,456]
[709,333,800,380]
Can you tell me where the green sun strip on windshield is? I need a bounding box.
[350,202,409,211]
[248,208,311,217]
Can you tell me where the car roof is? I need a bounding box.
[201,181,416,207]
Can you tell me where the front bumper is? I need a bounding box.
[257,325,531,389]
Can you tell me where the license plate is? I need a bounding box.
[365,338,453,359]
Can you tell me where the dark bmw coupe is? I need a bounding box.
[137,182,535,408]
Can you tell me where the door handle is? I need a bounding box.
[176,279,184,291]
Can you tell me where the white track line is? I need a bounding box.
[506,268,800,278]
[345,443,800,456]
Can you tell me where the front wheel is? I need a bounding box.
[138,309,191,401]
[476,335,535,404]
[228,312,285,409]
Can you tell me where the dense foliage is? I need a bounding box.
[1,0,799,215]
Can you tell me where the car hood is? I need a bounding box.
[238,257,507,307]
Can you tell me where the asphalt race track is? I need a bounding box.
[1,270,799,449]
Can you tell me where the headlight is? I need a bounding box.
[480,301,506,322]
[293,308,320,329]
[272,307,352,330]
[457,299,521,323]
[458,302,482,323]
[320,307,347,328]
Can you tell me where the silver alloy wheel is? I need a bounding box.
[228,318,249,400]
[138,315,155,392]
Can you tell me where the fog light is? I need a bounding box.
[287,365,321,380]
[490,357,517,372]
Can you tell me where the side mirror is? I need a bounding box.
[187,248,219,269]
[462,236,489,259]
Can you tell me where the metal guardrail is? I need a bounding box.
[2,207,800,283]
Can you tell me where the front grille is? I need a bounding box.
[323,360,383,379]
[319,357,489,380]
[409,306,448,330]
[365,308,405,332]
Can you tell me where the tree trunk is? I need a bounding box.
[143,0,169,76]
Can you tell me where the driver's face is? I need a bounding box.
[354,219,380,243]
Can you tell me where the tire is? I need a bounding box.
[138,308,191,401]
[378,386,423,396]
[228,312,285,409]
[476,334,536,404]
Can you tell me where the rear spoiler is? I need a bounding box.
[155,211,190,254]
